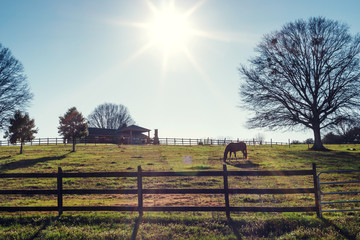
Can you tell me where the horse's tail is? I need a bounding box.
[223,146,229,161]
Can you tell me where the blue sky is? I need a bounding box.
[1,0,360,141]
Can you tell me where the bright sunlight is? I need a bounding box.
[148,3,191,51]
[117,0,216,78]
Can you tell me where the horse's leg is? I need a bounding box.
[234,152,237,160]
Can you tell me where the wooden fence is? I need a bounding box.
[0,163,320,217]
[0,137,290,147]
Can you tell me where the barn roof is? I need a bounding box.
[118,125,150,133]
[88,128,117,136]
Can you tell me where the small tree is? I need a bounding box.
[58,107,88,152]
[4,111,37,154]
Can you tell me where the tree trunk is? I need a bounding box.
[20,142,23,154]
[311,125,327,151]
[72,138,76,152]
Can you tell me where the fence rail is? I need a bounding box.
[0,137,290,147]
[0,163,319,217]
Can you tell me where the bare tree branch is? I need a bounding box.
[87,103,135,129]
[0,44,33,129]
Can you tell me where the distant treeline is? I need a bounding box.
[322,127,360,144]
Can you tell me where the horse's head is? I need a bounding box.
[223,146,229,161]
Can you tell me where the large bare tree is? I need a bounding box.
[0,44,33,129]
[239,17,360,150]
[88,103,135,129]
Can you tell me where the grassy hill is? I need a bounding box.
[0,144,359,239]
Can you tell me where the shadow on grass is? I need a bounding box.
[0,154,69,173]
[0,216,54,240]
[321,217,357,240]
[131,214,142,240]
[226,160,260,169]
[26,217,53,240]
[0,156,11,160]
[227,216,243,240]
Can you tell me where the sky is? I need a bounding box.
[1,0,360,142]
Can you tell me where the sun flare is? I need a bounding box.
[118,0,213,76]
[148,6,191,51]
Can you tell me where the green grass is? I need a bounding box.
[0,143,359,239]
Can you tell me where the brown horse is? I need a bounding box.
[223,142,247,161]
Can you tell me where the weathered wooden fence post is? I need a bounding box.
[57,167,63,216]
[312,163,321,217]
[223,164,230,219]
[137,166,143,216]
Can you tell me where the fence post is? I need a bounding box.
[137,166,143,216]
[57,167,63,216]
[288,139,291,148]
[312,163,321,217]
[223,164,230,219]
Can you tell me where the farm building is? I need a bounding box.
[87,125,151,144]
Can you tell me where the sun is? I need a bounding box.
[148,3,191,52]
[117,0,210,76]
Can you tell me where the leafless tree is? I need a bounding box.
[239,17,360,150]
[87,103,135,129]
[0,44,33,129]
[254,133,265,144]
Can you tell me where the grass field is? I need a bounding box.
[0,143,359,239]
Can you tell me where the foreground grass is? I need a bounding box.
[0,212,359,239]
[0,143,359,239]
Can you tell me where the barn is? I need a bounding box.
[87,125,151,144]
